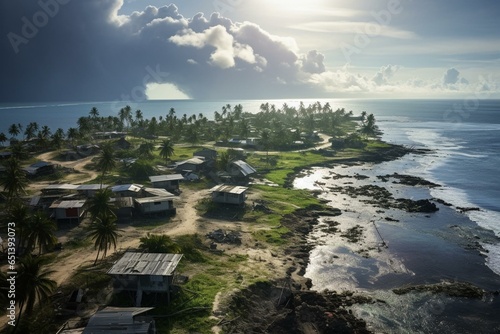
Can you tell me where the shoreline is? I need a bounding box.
[287,146,500,333]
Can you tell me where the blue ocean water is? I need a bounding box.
[1,98,500,272]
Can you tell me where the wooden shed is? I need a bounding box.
[210,184,248,205]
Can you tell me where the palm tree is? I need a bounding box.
[66,127,79,147]
[88,215,119,265]
[260,129,271,161]
[96,143,116,188]
[159,140,174,164]
[119,106,132,129]
[0,158,28,200]
[24,122,39,141]
[139,233,181,253]
[0,132,7,146]
[89,107,99,119]
[16,255,57,322]
[5,201,30,253]
[8,123,20,138]
[86,188,115,220]
[137,142,154,158]
[27,211,57,255]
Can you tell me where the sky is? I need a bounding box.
[1,0,499,102]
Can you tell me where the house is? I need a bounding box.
[111,197,135,222]
[41,184,78,196]
[229,160,257,180]
[134,196,176,216]
[193,148,217,161]
[23,161,56,177]
[175,157,205,172]
[111,184,144,198]
[77,184,108,198]
[210,184,248,205]
[76,144,100,157]
[115,137,132,150]
[49,199,86,223]
[149,174,184,192]
[143,187,175,198]
[107,252,183,306]
[82,307,156,334]
[60,150,80,161]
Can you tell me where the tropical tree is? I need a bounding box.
[86,188,115,220]
[24,122,39,141]
[96,143,116,188]
[5,201,30,253]
[66,127,79,147]
[0,132,7,146]
[16,255,57,322]
[139,233,181,253]
[0,158,28,200]
[260,129,271,160]
[159,139,174,164]
[27,211,57,255]
[119,105,132,129]
[8,123,20,138]
[137,141,154,158]
[360,113,377,136]
[216,151,232,172]
[88,214,119,265]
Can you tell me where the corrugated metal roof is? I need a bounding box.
[83,307,154,334]
[77,184,107,190]
[143,188,175,197]
[107,252,182,276]
[49,200,86,209]
[149,174,184,182]
[210,184,248,195]
[134,196,174,205]
[43,184,79,190]
[111,184,143,193]
[177,157,204,165]
[231,160,257,176]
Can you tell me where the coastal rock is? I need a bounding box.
[393,281,485,298]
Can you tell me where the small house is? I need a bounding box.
[210,184,248,205]
[49,199,86,223]
[41,184,78,196]
[115,137,132,150]
[77,184,108,198]
[229,160,257,180]
[111,197,135,222]
[24,161,56,177]
[107,252,183,306]
[175,157,205,172]
[134,196,175,216]
[82,307,156,334]
[193,148,217,161]
[149,174,184,192]
[111,184,144,198]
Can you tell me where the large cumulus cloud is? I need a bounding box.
[0,0,322,101]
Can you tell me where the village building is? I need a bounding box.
[149,174,184,192]
[107,252,183,306]
[175,157,205,172]
[115,137,132,150]
[49,199,86,223]
[77,184,108,198]
[81,307,156,334]
[228,160,257,181]
[111,184,144,198]
[193,147,217,161]
[110,197,135,222]
[76,144,100,157]
[210,184,249,205]
[134,196,176,216]
[42,184,79,196]
[23,161,56,177]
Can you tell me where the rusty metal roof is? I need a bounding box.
[107,252,182,276]
[209,184,248,195]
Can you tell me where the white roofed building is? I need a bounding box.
[210,184,248,205]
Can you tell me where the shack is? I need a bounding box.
[107,252,183,306]
[149,174,184,192]
[82,307,156,334]
[134,196,175,216]
[175,157,205,172]
[111,184,144,198]
[210,184,248,205]
[76,184,108,198]
[49,199,86,223]
[24,161,56,177]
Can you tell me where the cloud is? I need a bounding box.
[301,50,326,74]
[372,65,400,86]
